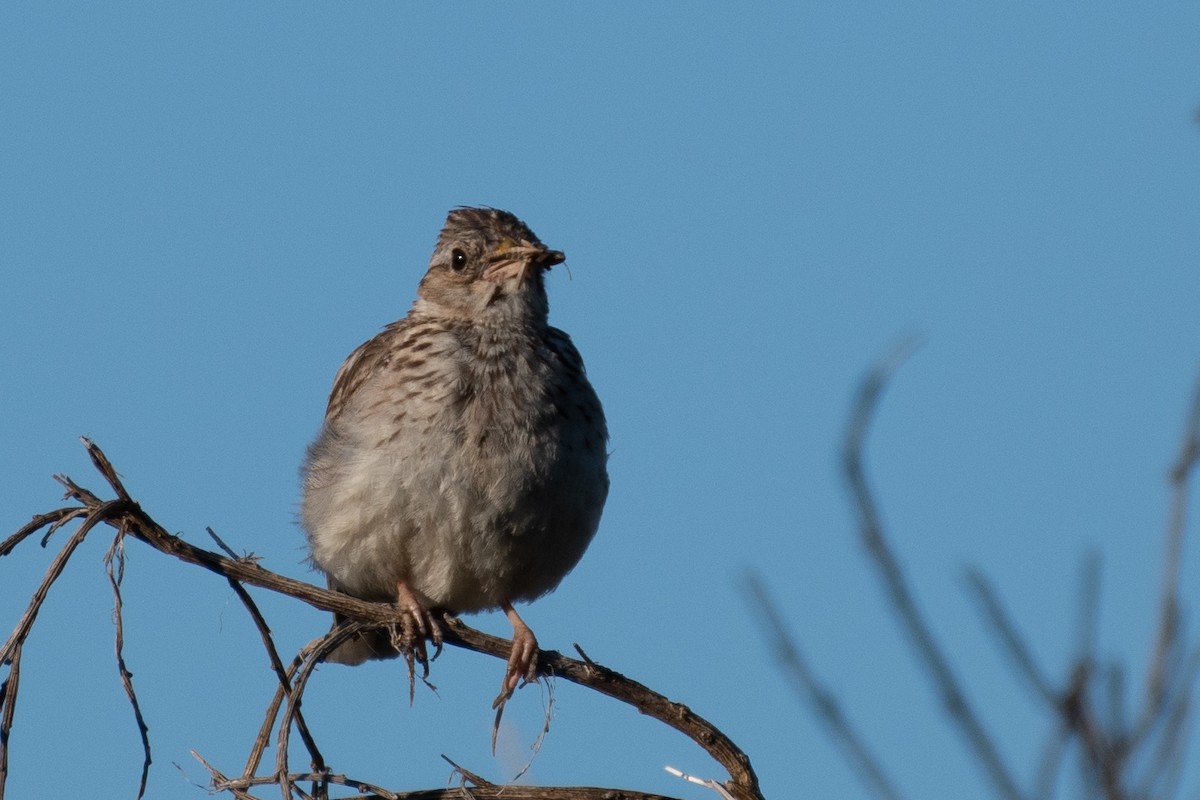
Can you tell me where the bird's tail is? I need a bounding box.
[322,615,400,665]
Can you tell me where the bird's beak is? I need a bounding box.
[482,244,565,284]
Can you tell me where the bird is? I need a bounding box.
[301,207,609,706]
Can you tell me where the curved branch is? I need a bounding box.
[842,340,1025,800]
[2,439,763,800]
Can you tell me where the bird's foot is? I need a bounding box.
[394,580,443,650]
[388,582,444,699]
[492,602,539,710]
[490,602,541,752]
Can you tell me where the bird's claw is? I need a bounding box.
[395,581,442,641]
[492,611,539,709]
[390,582,445,684]
[490,614,541,752]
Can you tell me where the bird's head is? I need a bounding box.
[415,207,564,325]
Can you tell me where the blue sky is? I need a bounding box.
[2,3,1198,798]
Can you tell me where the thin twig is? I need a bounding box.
[842,338,1025,800]
[226,580,325,775]
[1132,648,1200,800]
[965,568,1057,708]
[208,748,683,800]
[1033,721,1069,800]
[276,628,360,800]
[1139,372,1200,741]
[0,507,86,557]
[509,676,555,783]
[1061,557,1122,799]
[664,765,735,800]
[1102,662,1126,742]
[1060,664,1118,799]
[207,526,243,560]
[241,662,293,784]
[194,749,275,800]
[743,572,905,800]
[104,530,153,800]
[0,501,120,666]
[571,644,597,669]
[81,436,132,500]
[0,646,20,800]
[442,754,495,788]
[1073,553,1102,680]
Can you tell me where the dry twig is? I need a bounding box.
[1,438,763,800]
[103,531,153,800]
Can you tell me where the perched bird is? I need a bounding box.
[301,207,608,704]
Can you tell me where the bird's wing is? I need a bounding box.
[544,326,588,378]
[324,319,409,422]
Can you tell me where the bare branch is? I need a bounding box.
[842,339,1025,800]
[3,440,763,800]
[743,572,905,800]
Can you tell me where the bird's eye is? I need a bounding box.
[450,249,467,271]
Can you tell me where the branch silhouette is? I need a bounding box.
[746,348,1200,800]
[1,438,763,800]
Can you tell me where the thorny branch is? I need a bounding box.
[746,348,1199,800]
[0,438,763,800]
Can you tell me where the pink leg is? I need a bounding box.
[493,601,539,708]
